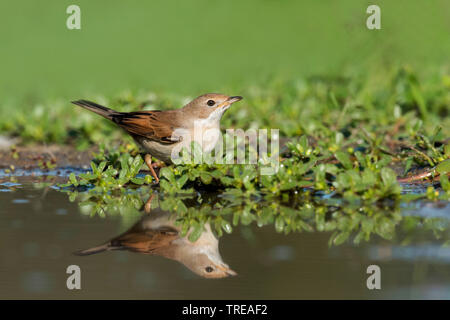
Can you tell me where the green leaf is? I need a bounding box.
[335,151,352,169]
[440,174,450,191]
[97,161,107,173]
[90,162,97,174]
[200,173,212,184]
[275,216,285,233]
[297,180,313,188]
[280,181,298,191]
[79,173,97,180]
[159,179,172,191]
[403,157,413,175]
[144,175,153,184]
[299,135,308,151]
[131,177,144,185]
[361,170,376,187]
[177,175,188,189]
[188,222,204,242]
[69,192,78,202]
[119,168,127,180]
[221,220,233,234]
[130,155,143,174]
[444,143,450,158]
[160,167,175,182]
[120,154,129,172]
[233,166,240,180]
[210,170,223,179]
[380,167,397,187]
[69,173,78,186]
[436,159,450,174]
[191,141,203,163]
[180,222,189,237]
[220,176,234,185]
[333,232,350,245]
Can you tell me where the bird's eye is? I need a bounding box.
[205,266,214,273]
[207,100,215,106]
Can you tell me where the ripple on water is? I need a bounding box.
[368,245,450,263]
[400,182,433,194]
[12,199,30,204]
[0,181,22,192]
[0,167,87,178]
[402,202,450,219]
[0,181,22,187]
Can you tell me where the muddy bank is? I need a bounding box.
[0,145,95,169]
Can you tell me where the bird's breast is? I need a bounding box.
[189,119,222,153]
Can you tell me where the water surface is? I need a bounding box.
[0,174,449,299]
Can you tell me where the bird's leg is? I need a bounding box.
[144,154,160,184]
[144,193,155,214]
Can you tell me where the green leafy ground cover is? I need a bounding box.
[2,67,449,244]
[32,68,447,244]
[46,67,450,194]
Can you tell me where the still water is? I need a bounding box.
[0,172,450,299]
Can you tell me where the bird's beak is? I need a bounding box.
[216,96,243,110]
[217,263,238,276]
[227,96,243,103]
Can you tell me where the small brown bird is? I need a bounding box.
[74,208,237,279]
[72,94,243,183]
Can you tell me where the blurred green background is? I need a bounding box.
[1,0,449,101]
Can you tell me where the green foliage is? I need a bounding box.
[436,159,450,175]
[36,67,449,245]
[59,153,154,192]
[150,137,403,204]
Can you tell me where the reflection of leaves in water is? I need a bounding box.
[62,186,450,246]
[67,188,146,230]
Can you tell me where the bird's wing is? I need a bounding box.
[111,111,184,144]
[110,226,179,254]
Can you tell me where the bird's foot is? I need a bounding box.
[144,154,160,184]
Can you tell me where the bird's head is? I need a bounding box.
[183,93,243,122]
[179,222,237,279]
[183,252,237,279]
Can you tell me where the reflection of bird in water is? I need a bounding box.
[74,200,236,279]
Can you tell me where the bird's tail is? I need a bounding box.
[71,99,118,120]
[73,243,111,256]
